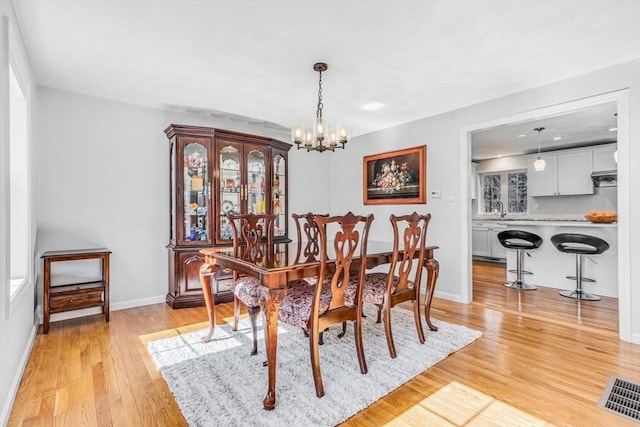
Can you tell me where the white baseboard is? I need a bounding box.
[37,294,167,325]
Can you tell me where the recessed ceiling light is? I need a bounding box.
[517,134,526,138]
[362,102,386,111]
[553,136,562,141]
[609,127,618,131]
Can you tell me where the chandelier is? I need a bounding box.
[533,127,546,172]
[291,62,349,152]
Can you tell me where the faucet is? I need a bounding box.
[494,200,506,218]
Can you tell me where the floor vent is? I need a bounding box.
[598,376,640,423]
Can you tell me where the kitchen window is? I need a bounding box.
[481,171,527,215]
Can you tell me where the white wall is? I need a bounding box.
[35,86,330,313]
[0,2,37,425]
[337,59,640,343]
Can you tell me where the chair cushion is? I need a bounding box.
[233,277,311,308]
[278,284,332,330]
[232,276,262,307]
[345,273,413,305]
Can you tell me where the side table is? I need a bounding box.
[42,248,111,334]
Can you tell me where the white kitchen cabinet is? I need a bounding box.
[527,149,593,196]
[593,143,617,171]
[472,222,507,259]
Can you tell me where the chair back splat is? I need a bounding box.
[292,212,328,264]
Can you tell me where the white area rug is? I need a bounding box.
[147,306,482,426]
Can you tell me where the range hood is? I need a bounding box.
[591,170,617,187]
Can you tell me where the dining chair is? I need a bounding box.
[347,212,431,359]
[278,211,374,397]
[227,213,275,356]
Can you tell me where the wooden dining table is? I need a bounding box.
[199,241,439,410]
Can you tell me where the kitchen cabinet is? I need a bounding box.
[593,143,617,171]
[527,149,594,196]
[164,124,291,308]
[472,222,507,260]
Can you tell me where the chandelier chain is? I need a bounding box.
[316,69,323,119]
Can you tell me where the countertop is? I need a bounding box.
[472,217,617,227]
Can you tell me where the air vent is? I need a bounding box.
[597,376,640,423]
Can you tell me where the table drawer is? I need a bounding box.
[50,291,103,311]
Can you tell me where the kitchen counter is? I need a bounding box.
[478,220,619,298]
[472,217,617,227]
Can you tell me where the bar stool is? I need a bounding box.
[497,230,543,290]
[550,233,609,301]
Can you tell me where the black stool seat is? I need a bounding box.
[497,230,543,251]
[497,230,543,290]
[550,233,609,255]
[550,233,609,301]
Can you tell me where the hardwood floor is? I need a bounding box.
[8,262,639,426]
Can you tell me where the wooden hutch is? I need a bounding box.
[164,124,291,308]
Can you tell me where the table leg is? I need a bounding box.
[200,263,217,342]
[260,287,285,410]
[424,258,439,331]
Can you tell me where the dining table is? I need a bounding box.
[198,240,439,410]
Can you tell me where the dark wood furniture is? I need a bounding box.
[279,213,374,398]
[228,213,275,356]
[356,212,432,359]
[41,248,111,334]
[163,124,291,308]
[199,240,439,410]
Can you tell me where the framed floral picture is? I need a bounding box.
[363,145,426,205]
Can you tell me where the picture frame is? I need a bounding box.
[363,145,426,205]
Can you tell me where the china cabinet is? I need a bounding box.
[164,124,291,308]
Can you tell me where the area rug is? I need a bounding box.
[147,306,482,427]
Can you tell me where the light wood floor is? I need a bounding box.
[8,261,640,426]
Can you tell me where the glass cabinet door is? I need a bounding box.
[219,144,241,241]
[246,149,266,215]
[273,153,287,238]
[183,141,210,242]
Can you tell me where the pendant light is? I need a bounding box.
[533,127,546,172]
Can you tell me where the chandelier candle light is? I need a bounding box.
[291,62,349,152]
[534,127,546,172]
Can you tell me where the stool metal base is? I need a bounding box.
[505,280,537,290]
[559,289,601,301]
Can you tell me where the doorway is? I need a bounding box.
[460,90,631,342]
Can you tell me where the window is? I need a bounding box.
[480,170,527,215]
[9,64,28,298]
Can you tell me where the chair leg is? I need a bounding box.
[376,304,382,323]
[247,305,260,356]
[337,322,347,338]
[354,319,368,375]
[413,297,425,344]
[232,295,241,331]
[382,304,397,359]
[309,325,324,398]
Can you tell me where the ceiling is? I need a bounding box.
[470,101,618,161]
[12,1,640,149]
